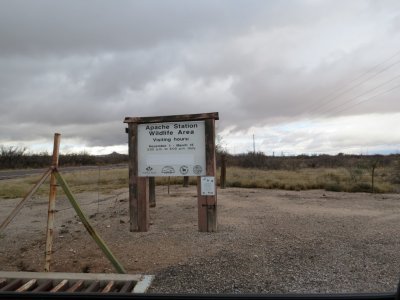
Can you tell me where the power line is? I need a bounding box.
[309,58,400,114]
[304,49,400,113]
[339,49,400,86]
[327,82,400,116]
[318,73,400,115]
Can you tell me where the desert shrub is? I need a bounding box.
[324,172,341,184]
[0,146,28,169]
[324,182,343,192]
[347,166,365,183]
[389,159,400,184]
[349,182,371,193]
[227,180,242,188]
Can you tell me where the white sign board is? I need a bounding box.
[201,176,215,196]
[138,121,206,177]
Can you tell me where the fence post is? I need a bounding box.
[197,119,217,232]
[183,176,189,187]
[220,154,226,189]
[44,133,61,272]
[149,177,156,207]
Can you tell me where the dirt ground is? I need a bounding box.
[1,185,400,294]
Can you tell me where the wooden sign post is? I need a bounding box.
[124,112,218,232]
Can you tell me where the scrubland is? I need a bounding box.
[0,163,398,199]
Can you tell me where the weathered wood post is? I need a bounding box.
[149,177,156,207]
[45,133,61,271]
[220,154,226,189]
[197,118,218,232]
[126,125,149,232]
[124,112,218,232]
[183,176,189,187]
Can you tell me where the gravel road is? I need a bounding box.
[1,186,399,294]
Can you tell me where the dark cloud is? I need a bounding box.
[0,0,272,56]
[1,0,400,153]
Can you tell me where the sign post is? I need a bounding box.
[124,112,218,232]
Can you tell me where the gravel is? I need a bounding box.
[1,186,400,294]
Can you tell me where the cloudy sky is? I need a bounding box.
[1,0,400,155]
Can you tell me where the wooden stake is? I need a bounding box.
[137,177,149,231]
[183,176,189,187]
[197,177,208,232]
[44,133,61,272]
[220,154,226,189]
[197,119,217,232]
[127,124,139,232]
[149,177,156,208]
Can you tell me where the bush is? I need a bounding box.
[349,182,371,193]
[324,182,343,192]
[0,146,128,169]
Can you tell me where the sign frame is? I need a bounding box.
[124,112,219,233]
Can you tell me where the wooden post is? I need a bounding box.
[371,160,378,194]
[137,177,149,231]
[44,133,61,272]
[371,166,375,194]
[149,177,156,207]
[128,124,138,231]
[220,154,226,189]
[183,176,189,187]
[197,119,217,232]
[197,177,207,232]
[127,124,149,232]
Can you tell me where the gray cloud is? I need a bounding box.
[1,0,400,152]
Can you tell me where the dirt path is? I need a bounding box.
[1,186,400,293]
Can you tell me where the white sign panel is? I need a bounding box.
[138,121,206,177]
[201,176,215,196]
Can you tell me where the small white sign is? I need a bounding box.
[137,120,206,177]
[201,176,215,196]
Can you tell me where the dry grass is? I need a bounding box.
[223,167,397,193]
[0,168,129,199]
[59,168,128,193]
[0,166,397,200]
[0,178,38,199]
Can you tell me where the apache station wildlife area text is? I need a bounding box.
[146,123,198,140]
